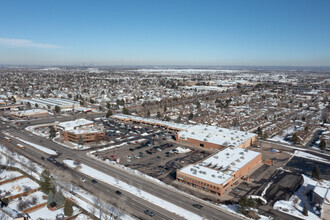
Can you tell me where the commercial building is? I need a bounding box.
[111,114,257,149]
[60,129,105,143]
[11,109,48,118]
[57,119,94,131]
[20,98,80,110]
[177,147,262,196]
[58,119,104,144]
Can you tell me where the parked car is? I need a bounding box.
[144,209,154,217]
[91,179,98,184]
[81,178,86,182]
[193,204,203,209]
[115,190,122,195]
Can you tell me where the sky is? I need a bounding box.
[0,0,330,66]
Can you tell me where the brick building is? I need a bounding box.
[176,147,262,196]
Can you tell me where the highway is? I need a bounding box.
[0,117,238,220]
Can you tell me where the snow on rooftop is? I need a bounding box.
[179,147,261,186]
[58,119,93,131]
[178,125,256,147]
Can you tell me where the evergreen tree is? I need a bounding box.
[157,111,161,118]
[78,136,84,146]
[188,112,194,120]
[40,170,53,194]
[64,199,73,216]
[54,191,65,207]
[49,126,56,139]
[122,107,130,115]
[99,106,103,112]
[257,127,263,136]
[147,110,151,117]
[106,102,111,109]
[291,133,299,144]
[55,105,61,114]
[106,109,113,118]
[303,205,308,216]
[320,139,326,151]
[164,104,167,113]
[47,191,54,206]
[312,166,321,180]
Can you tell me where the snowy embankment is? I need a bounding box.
[4,132,57,155]
[15,138,57,155]
[63,159,203,220]
[274,174,328,220]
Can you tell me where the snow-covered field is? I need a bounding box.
[64,159,203,220]
[0,144,43,180]
[274,175,328,220]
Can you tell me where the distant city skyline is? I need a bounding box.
[1,0,330,66]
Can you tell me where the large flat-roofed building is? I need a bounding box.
[58,119,104,144]
[111,114,257,149]
[11,109,48,118]
[177,125,257,149]
[20,98,80,110]
[177,147,262,196]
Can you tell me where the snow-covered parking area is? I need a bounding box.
[64,159,203,220]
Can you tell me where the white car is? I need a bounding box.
[81,178,86,182]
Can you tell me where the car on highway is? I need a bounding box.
[115,190,122,195]
[91,179,98,184]
[144,209,154,217]
[192,204,203,209]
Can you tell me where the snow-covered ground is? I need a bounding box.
[0,170,23,182]
[293,150,330,165]
[0,144,43,180]
[64,159,203,220]
[274,174,328,220]
[1,177,40,197]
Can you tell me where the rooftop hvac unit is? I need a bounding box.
[192,132,195,134]
[199,170,203,174]
[204,138,208,141]
[231,162,236,165]
[212,174,216,178]
[240,156,245,159]
[231,137,234,140]
[236,159,240,162]
[203,171,207,175]
[214,156,219,159]
[226,153,230,156]
[244,149,248,152]
[239,152,244,155]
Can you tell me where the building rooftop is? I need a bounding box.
[58,119,93,131]
[179,147,261,186]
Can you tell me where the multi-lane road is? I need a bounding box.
[0,115,238,220]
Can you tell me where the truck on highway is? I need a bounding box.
[16,144,25,150]
[4,137,11,142]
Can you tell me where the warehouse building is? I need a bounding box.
[20,98,80,110]
[11,109,48,118]
[176,147,262,196]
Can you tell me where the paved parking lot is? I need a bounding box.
[92,118,211,184]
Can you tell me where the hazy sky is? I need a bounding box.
[1,0,330,66]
